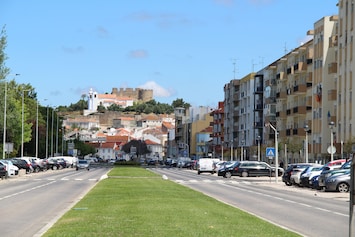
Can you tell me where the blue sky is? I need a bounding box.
[1,0,338,108]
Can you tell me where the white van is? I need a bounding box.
[197,158,220,174]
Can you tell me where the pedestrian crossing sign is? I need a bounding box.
[266,147,275,157]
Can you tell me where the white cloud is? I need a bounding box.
[138,81,174,98]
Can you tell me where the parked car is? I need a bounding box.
[299,164,323,187]
[44,157,66,170]
[318,159,350,190]
[0,163,7,179]
[217,161,283,178]
[11,158,33,173]
[325,170,351,192]
[282,163,315,186]
[76,159,90,171]
[31,157,46,171]
[310,175,320,189]
[0,160,19,176]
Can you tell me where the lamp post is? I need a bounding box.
[56,114,59,155]
[341,140,343,160]
[268,123,279,183]
[35,100,39,158]
[3,74,20,159]
[45,104,49,158]
[241,140,244,161]
[51,107,56,157]
[304,124,309,163]
[230,139,233,161]
[257,136,261,161]
[62,125,65,155]
[2,78,7,159]
[221,141,224,161]
[329,121,335,162]
[21,89,30,157]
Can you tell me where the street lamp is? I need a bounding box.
[51,107,56,157]
[329,121,335,162]
[230,139,233,161]
[221,141,224,161]
[45,104,49,158]
[21,89,30,157]
[35,100,39,158]
[304,124,310,163]
[257,136,261,161]
[2,74,19,159]
[241,140,244,161]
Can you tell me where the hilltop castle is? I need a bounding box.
[111,87,153,102]
[84,87,154,115]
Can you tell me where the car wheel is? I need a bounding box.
[35,167,40,173]
[225,172,232,178]
[337,182,350,193]
[52,165,57,170]
[241,171,248,177]
[285,181,292,186]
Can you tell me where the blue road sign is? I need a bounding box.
[266,147,275,157]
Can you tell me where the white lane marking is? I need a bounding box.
[0,180,57,200]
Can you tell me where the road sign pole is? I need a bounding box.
[268,123,278,184]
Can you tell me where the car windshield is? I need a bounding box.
[79,160,88,164]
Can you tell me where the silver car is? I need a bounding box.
[325,171,350,193]
[76,160,90,171]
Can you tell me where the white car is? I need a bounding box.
[0,160,19,176]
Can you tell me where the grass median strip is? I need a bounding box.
[42,167,300,237]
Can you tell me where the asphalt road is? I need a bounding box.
[0,165,110,237]
[150,167,350,237]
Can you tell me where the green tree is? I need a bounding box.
[172,98,191,110]
[74,139,96,157]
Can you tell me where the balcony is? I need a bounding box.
[255,86,263,93]
[276,91,287,100]
[292,106,307,115]
[276,72,285,80]
[287,67,292,75]
[286,109,291,115]
[294,62,307,73]
[233,93,240,100]
[328,62,337,74]
[276,111,287,119]
[329,35,338,47]
[328,89,337,101]
[254,103,263,111]
[254,121,263,128]
[293,84,307,94]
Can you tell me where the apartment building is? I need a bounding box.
[309,16,338,162]
[210,102,225,158]
[222,14,340,163]
[337,0,355,158]
[237,73,256,160]
[223,79,240,160]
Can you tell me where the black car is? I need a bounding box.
[0,163,7,179]
[43,158,66,170]
[10,158,33,174]
[217,161,283,178]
